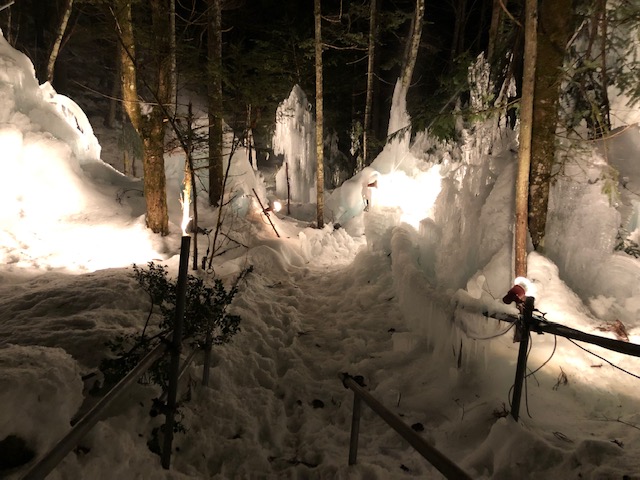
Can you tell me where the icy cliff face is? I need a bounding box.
[0,31,161,271]
[273,85,317,204]
[0,32,99,227]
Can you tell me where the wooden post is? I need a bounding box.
[339,373,472,479]
[511,296,535,422]
[202,332,213,387]
[285,162,291,215]
[348,394,362,465]
[161,234,190,469]
[252,188,280,238]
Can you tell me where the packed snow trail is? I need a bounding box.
[172,240,447,479]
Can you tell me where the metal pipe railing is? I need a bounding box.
[22,341,168,480]
[340,373,472,480]
[150,347,199,417]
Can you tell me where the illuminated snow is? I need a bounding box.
[1,29,640,480]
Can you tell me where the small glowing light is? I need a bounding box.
[514,276,537,298]
[272,200,282,213]
[502,277,537,305]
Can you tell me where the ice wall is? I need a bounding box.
[273,85,316,204]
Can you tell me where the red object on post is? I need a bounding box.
[502,284,526,305]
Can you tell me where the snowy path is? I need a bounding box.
[173,241,440,479]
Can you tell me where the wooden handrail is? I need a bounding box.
[485,311,640,357]
[340,373,473,480]
[22,341,168,480]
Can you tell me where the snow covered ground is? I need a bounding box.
[2,32,640,479]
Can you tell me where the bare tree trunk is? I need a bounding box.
[142,108,169,235]
[515,0,537,278]
[115,0,169,235]
[105,52,120,128]
[362,0,377,168]
[487,0,502,61]
[46,0,74,84]
[144,0,171,235]
[115,0,141,131]
[185,103,199,270]
[449,0,466,64]
[528,0,572,251]
[399,0,425,93]
[207,0,224,207]
[598,0,611,133]
[314,0,324,229]
[169,0,177,118]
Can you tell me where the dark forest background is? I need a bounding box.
[0,0,498,172]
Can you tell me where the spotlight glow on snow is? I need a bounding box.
[181,187,191,235]
[375,166,442,228]
[0,32,162,271]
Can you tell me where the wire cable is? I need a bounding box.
[465,323,515,340]
[526,334,558,379]
[566,338,640,381]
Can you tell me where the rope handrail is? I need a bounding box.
[339,373,473,480]
[22,341,169,480]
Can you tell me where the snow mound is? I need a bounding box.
[0,345,83,454]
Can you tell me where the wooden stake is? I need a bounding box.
[252,188,280,238]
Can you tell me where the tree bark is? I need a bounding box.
[515,0,537,278]
[115,0,141,132]
[362,0,378,168]
[314,0,324,228]
[487,0,502,61]
[142,107,169,235]
[528,0,573,251]
[144,0,171,235]
[46,0,74,85]
[598,0,611,135]
[449,0,466,64]
[399,0,425,94]
[169,0,177,118]
[207,0,224,207]
[115,0,169,235]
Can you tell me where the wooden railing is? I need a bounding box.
[21,341,200,480]
[485,296,640,421]
[339,373,473,480]
[22,342,168,480]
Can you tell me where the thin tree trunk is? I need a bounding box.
[186,103,199,270]
[399,0,425,93]
[599,0,611,134]
[46,0,74,84]
[207,0,224,207]
[449,0,466,63]
[487,0,502,61]
[169,0,177,118]
[363,0,377,168]
[515,0,537,278]
[115,0,141,131]
[105,53,120,128]
[528,0,572,251]
[314,0,324,229]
